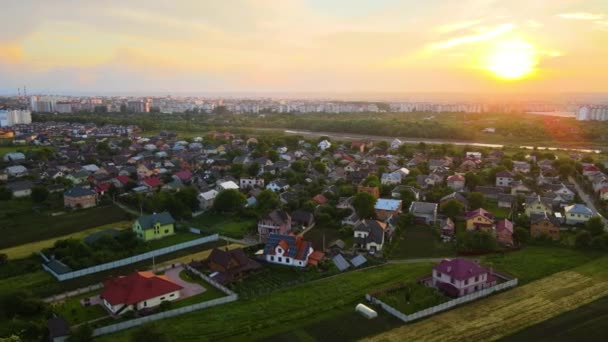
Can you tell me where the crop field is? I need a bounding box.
[0,220,132,259]
[365,255,608,342]
[0,203,131,249]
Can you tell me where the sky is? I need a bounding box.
[0,0,607,95]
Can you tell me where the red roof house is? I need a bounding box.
[431,258,497,297]
[142,177,162,189]
[496,219,514,246]
[101,271,183,314]
[312,194,329,205]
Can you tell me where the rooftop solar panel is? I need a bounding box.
[332,254,350,272]
[350,255,367,268]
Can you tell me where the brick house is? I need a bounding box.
[258,209,292,242]
[530,213,560,240]
[64,186,97,209]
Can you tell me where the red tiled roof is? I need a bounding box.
[307,251,325,266]
[115,175,130,184]
[95,183,111,193]
[447,174,465,182]
[101,272,183,306]
[174,170,193,181]
[496,218,514,233]
[466,208,494,220]
[312,194,328,205]
[434,258,489,282]
[143,177,162,188]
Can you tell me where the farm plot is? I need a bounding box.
[365,256,608,342]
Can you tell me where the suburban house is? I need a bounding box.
[446,174,465,191]
[353,219,388,253]
[381,172,402,185]
[530,213,561,240]
[101,271,183,315]
[495,219,514,246]
[64,186,98,209]
[257,209,292,242]
[510,181,532,196]
[497,194,515,209]
[6,180,34,198]
[318,139,331,150]
[198,189,219,210]
[440,218,455,241]
[6,165,28,177]
[375,198,402,220]
[217,180,239,192]
[201,248,261,284]
[513,161,531,173]
[465,208,495,231]
[262,233,324,267]
[357,185,380,199]
[564,204,594,225]
[525,196,554,216]
[132,211,176,241]
[409,201,438,225]
[439,192,469,210]
[391,185,420,200]
[266,179,290,192]
[239,178,265,189]
[291,210,315,230]
[495,170,514,187]
[428,258,497,297]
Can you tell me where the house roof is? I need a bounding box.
[291,210,314,226]
[564,204,594,215]
[142,177,162,188]
[496,219,514,233]
[496,170,514,178]
[447,174,465,182]
[466,208,494,220]
[47,317,70,339]
[263,233,313,261]
[434,258,489,281]
[375,198,402,211]
[440,192,469,206]
[6,180,34,191]
[263,209,291,225]
[312,194,328,205]
[410,201,438,214]
[354,220,386,244]
[102,271,183,306]
[174,170,193,181]
[136,211,175,230]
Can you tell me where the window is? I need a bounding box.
[164,229,169,234]
[143,301,147,307]
[160,297,165,300]
[270,256,274,261]
[464,279,469,285]
[450,277,454,284]
[278,257,283,262]
[170,293,175,297]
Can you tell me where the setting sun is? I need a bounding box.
[486,41,538,80]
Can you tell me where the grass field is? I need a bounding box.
[389,226,457,259]
[499,295,608,342]
[188,212,256,239]
[0,203,131,249]
[0,145,54,155]
[52,291,108,325]
[144,231,203,250]
[0,221,132,259]
[485,199,512,219]
[365,254,608,342]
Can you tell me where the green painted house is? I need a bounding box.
[133,211,176,241]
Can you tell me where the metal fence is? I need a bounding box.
[42,234,220,281]
[92,294,238,337]
[367,278,519,323]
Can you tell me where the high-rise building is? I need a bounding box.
[0,109,32,127]
[577,105,608,121]
[127,100,150,113]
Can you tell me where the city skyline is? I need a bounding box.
[1,0,608,94]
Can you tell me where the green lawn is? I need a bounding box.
[52,291,108,325]
[481,246,601,284]
[0,203,131,249]
[145,232,202,250]
[388,226,457,259]
[188,212,256,239]
[375,282,449,314]
[486,199,512,219]
[96,262,433,342]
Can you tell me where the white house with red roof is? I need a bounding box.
[431,259,496,297]
[100,271,183,315]
[262,233,324,268]
[446,174,465,191]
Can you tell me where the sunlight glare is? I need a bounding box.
[485,40,537,80]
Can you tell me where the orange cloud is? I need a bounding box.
[0,43,23,63]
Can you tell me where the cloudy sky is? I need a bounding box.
[1,0,607,94]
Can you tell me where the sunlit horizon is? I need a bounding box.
[1,0,607,94]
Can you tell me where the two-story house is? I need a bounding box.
[564,204,594,225]
[430,258,497,297]
[465,208,495,231]
[257,209,292,242]
[132,211,176,241]
[525,195,553,217]
[353,220,388,254]
[495,170,514,187]
[262,234,324,267]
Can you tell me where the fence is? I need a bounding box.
[42,234,220,281]
[92,294,238,337]
[43,283,104,303]
[189,227,202,234]
[367,278,518,323]
[185,264,236,296]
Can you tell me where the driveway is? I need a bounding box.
[164,266,206,298]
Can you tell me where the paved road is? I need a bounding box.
[569,176,608,228]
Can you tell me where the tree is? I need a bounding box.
[30,186,49,203]
[468,192,485,210]
[247,162,260,177]
[313,161,326,174]
[575,230,592,248]
[362,175,380,187]
[291,160,306,173]
[558,164,575,179]
[256,189,280,214]
[69,324,93,342]
[464,173,480,191]
[585,216,605,236]
[0,186,12,200]
[442,200,464,219]
[513,227,530,245]
[352,192,377,219]
[213,189,246,212]
[399,189,417,209]
[457,230,498,252]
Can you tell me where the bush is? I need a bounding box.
[575,230,592,248]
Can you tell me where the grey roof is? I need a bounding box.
[440,192,468,206]
[354,220,385,245]
[6,180,34,191]
[410,201,438,214]
[84,229,120,245]
[137,211,175,230]
[264,209,291,225]
[332,254,351,272]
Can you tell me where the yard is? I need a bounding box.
[52,291,108,325]
[388,225,457,259]
[188,212,256,239]
[485,199,512,219]
[0,202,131,249]
[144,231,203,250]
[304,226,351,251]
[374,282,449,315]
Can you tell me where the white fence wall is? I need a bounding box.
[43,283,104,303]
[185,264,235,296]
[43,234,220,281]
[368,278,518,323]
[92,294,238,337]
